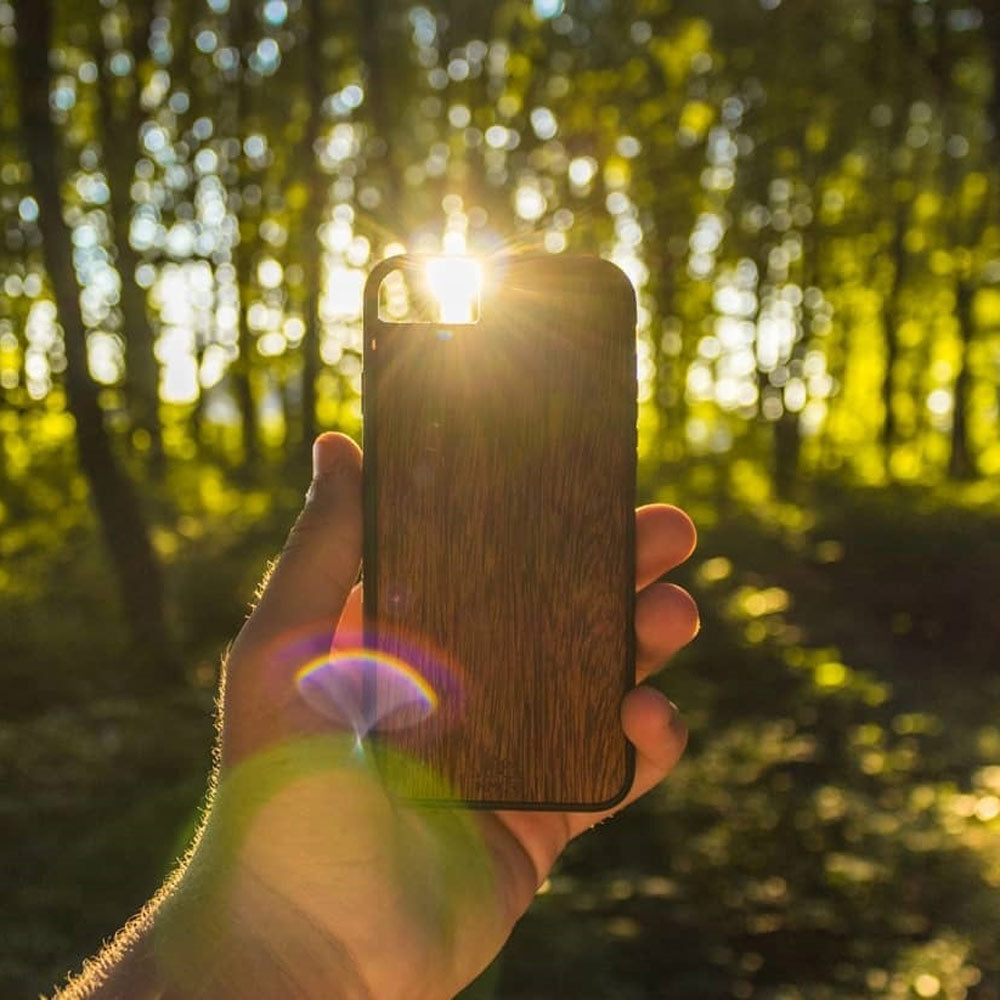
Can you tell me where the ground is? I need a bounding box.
[3,465,999,998]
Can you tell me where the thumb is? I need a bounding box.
[246,432,363,645]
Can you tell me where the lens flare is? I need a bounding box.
[284,621,466,745]
[425,256,482,323]
[296,649,439,737]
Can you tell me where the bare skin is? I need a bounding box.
[60,432,699,1000]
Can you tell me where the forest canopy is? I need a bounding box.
[3,0,999,491]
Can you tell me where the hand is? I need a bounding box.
[85,432,699,1000]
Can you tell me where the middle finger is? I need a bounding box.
[635,581,699,681]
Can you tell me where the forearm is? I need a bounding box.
[53,847,374,1000]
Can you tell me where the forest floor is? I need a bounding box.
[3,470,1000,999]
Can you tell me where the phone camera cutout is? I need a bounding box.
[376,256,482,325]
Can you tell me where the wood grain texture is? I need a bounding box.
[362,256,636,808]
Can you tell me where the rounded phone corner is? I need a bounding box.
[582,745,636,813]
[365,253,411,291]
[591,258,638,316]
[363,253,416,324]
[456,745,636,813]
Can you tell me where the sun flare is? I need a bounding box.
[424,255,483,324]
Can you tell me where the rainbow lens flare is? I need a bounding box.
[296,648,439,737]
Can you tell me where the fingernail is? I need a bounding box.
[666,699,685,731]
[312,434,347,479]
[309,436,360,507]
[312,436,329,478]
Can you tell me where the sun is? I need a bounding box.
[424,255,483,324]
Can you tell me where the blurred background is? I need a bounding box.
[2,0,1000,995]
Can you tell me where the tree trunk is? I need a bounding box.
[14,0,178,686]
[930,0,982,481]
[773,192,821,500]
[948,280,977,480]
[228,0,260,466]
[359,0,403,215]
[871,0,917,473]
[772,412,800,499]
[234,229,260,466]
[299,0,326,454]
[880,204,906,460]
[95,3,164,470]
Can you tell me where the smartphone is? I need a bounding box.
[361,254,637,809]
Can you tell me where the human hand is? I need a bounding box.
[106,432,699,1000]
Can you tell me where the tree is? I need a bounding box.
[297,0,328,452]
[13,0,177,685]
[94,0,164,468]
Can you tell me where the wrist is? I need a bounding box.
[148,830,374,999]
[62,830,373,1000]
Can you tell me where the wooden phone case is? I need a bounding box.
[362,255,636,808]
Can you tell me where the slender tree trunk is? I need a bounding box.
[875,0,917,474]
[880,205,906,458]
[988,8,1000,145]
[649,267,686,478]
[228,0,260,466]
[15,0,178,686]
[949,280,977,479]
[773,337,804,500]
[930,2,982,480]
[359,0,403,215]
[876,7,899,463]
[981,0,1000,477]
[299,0,326,453]
[234,231,260,465]
[95,4,164,470]
[750,244,779,488]
[772,192,822,499]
